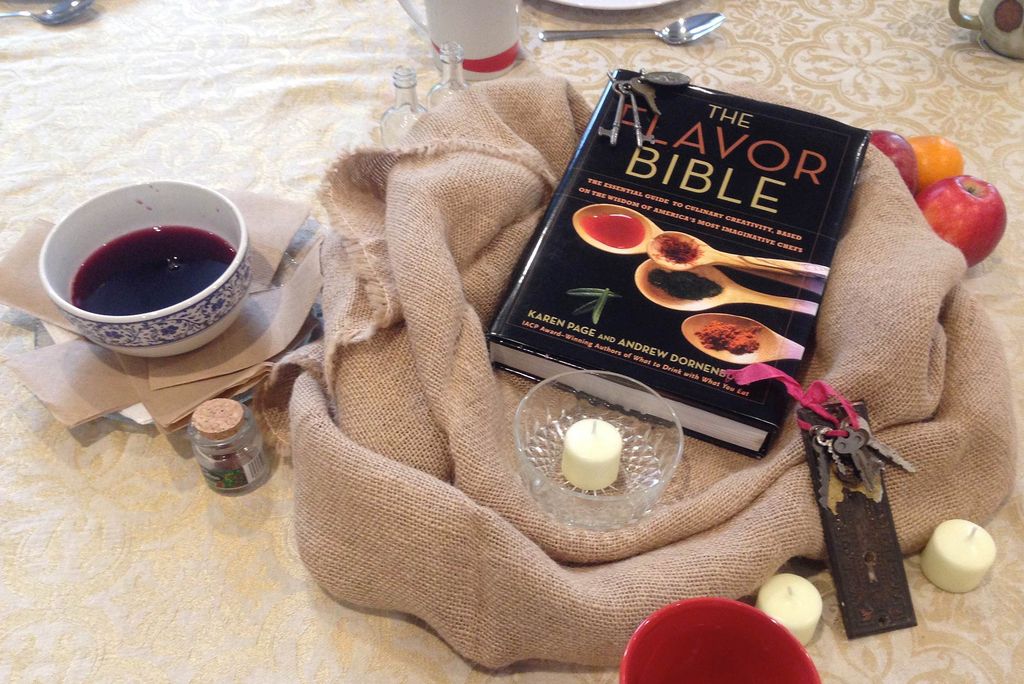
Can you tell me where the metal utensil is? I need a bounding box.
[539,12,725,46]
[0,0,94,26]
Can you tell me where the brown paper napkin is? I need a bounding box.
[0,191,321,430]
[5,340,139,425]
[120,306,322,432]
[147,245,321,390]
[117,355,272,432]
[230,190,313,293]
[0,219,68,328]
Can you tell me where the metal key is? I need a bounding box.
[835,419,901,493]
[852,444,883,492]
[628,76,661,116]
[831,422,884,492]
[860,418,917,473]
[621,84,655,148]
[598,78,627,146]
[813,425,850,477]
[831,425,867,459]
[810,425,837,510]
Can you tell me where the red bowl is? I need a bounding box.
[620,598,821,684]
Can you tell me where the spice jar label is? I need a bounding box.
[201,449,268,491]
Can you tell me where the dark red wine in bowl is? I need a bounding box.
[71,226,237,316]
[39,181,251,358]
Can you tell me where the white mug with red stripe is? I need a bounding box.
[397,0,520,80]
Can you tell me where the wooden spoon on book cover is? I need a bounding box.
[635,261,820,315]
[648,231,830,279]
[749,268,826,296]
[681,313,805,365]
[572,203,662,255]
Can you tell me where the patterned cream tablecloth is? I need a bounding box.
[1,0,1021,681]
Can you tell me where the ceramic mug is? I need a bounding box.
[949,0,1024,59]
[397,0,520,80]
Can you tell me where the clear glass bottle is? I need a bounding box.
[379,65,427,148]
[427,42,470,109]
[188,398,269,494]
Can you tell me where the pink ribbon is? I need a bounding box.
[724,363,859,437]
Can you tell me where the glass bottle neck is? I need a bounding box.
[394,83,420,109]
[439,60,466,88]
[390,66,421,110]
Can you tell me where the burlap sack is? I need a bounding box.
[259,78,1016,668]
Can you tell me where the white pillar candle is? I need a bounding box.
[920,519,996,593]
[756,573,822,646]
[560,418,622,491]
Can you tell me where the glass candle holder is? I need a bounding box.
[513,370,684,530]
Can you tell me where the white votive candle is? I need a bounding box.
[560,418,622,491]
[756,573,822,646]
[920,519,996,593]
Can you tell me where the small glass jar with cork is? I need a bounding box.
[188,398,269,494]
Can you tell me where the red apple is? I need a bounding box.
[870,130,919,194]
[915,175,1007,267]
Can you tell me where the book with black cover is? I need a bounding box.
[488,71,869,455]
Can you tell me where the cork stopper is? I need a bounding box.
[191,398,245,440]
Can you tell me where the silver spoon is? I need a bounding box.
[539,12,725,45]
[0,0,94,26]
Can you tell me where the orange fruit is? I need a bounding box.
[907,135,964,191]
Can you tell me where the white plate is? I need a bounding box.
[545,0,675,10]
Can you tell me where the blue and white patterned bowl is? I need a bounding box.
[39,181,251,358]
